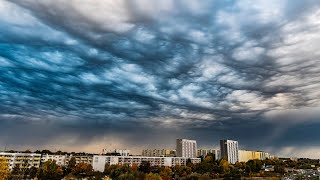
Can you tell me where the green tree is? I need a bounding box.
[28,166,38,179]
[104,164,119,176]
[223,166,241,180]
[68,157,77,170]
[246,160,262,173]
[109,165,132,179]
[145,172,162,180]
[274,164,286,174]
[139,161,151,173]
[66,157,77,174]
[173,165,192,177]
[118,172,136,180]
[183,172,201,180]
[186,159,193,167]
[11,160,29,179]
[37,159,63,180]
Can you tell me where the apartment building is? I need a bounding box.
[41,154,66,166]
[176,139,197,158]
[0,152,41,170]
[239,150,270,162]
[197,149,221,160]
[92,155,201,172]
[141,149,176,157]
[102,149,130,156]
[65,154,93,166]
[220,139,239,164]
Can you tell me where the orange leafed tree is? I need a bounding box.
[0,157,9,180]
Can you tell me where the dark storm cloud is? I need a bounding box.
[1,0,320,156]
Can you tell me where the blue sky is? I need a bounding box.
[1,0,320,157]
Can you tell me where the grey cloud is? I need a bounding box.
[0,0,320,157]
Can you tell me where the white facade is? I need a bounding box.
[220,140,239,164]
[65,154,93,165]
[141,149,175,157]
[0,152,41,170]
[41,154,66,166]
[92,155,201,172]
[197,149,220,160]
[102,149,130,156]
[176,139,197,158]
[41,154,94,166]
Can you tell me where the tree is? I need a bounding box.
[104,164,119,176]
[173,165,192,177]
[145,172,162,180]
[139,161,151,173]
[11,159,29,179]
[23,150,32,153]
[219,159,230,174]
[235,162,245,169]
[109,165,132,179]
[64,173,77,180]
[246,160,262,173]
[159,166,172,180]
[37,159,63,180]
[224,166,241,179]
[186,159,193,167]
[91,171,104,180]
[71,162,93,177]
[28,166,38,179]
[204,153,216,164]
[0,157,9,180]
[41,150,53,155]
[66,156,76,174]
[118,173,136,180]
[184,172,201,180]
[274,164,286,174]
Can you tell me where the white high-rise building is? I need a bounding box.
[220,139,239,164]
[176,139,197,158]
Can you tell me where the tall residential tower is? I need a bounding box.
[176,139,197,158]
[220,139,239,164]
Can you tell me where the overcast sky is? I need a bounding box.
[1,0,320,158]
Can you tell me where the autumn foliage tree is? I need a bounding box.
[0,157,9,180]
[37,159,63,180]
[71,162,93,177]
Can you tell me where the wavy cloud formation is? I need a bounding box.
[1,0,320,157]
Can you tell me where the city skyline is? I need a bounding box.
[1,0,320,158]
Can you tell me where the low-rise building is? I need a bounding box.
[238,150,270,162]
[41,154,66,166]
[92,155,201,172]
[142,149,176,157]
[0,152,41,170]
[102,149,130,156]
[65,154,93,166]
[197,149,220,160]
